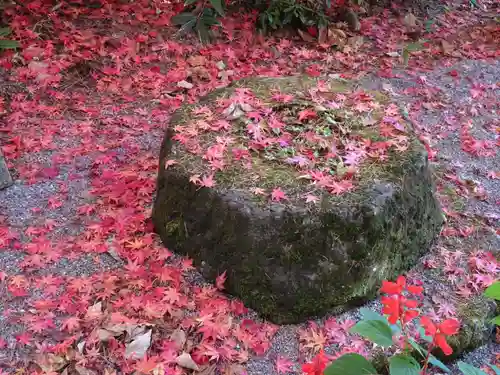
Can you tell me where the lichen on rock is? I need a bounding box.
[152,75,443,323]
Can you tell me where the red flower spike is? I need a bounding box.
[420,316,437,336]
[381,296,400,324]
[407,285,424,295]
[402,309,419,323]
[439,319,460,335]
[380,279,404,295]
[402,298,418,308]
[435,333,453,356]
[420,317,459,356]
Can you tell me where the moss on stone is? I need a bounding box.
[152,75,444,323]
[433,295,497,361]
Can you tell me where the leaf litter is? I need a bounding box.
[0,1,498,374]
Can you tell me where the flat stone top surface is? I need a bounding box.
[165,75,425,208]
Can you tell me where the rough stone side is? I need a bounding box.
[153,127,443,324]
[0,149,13,190]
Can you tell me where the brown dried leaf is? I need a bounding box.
[440,40,455,55]
[125,329,152,360]
[297,29,315,43]
[175,352,200,371]
[318,26,328,45]
[85,301,102,319]
[223,363,246,375]
[197,364,217,375]
[35,353,67,373]
[187,55,207,67]
[75,365,98,375]
[403,12,418,28]
[170,328,186,349]
[326,27,347,47]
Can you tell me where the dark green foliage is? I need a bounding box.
[171,0,225,44]
[0,27,19,50]
[257,0,328,34]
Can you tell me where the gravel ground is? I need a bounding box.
[1,58,498,374]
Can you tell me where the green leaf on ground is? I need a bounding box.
[0,40,19,49]
[484,281,500,300]
[350,319,393,347]
[389,354,421,375]
[0,27,12,37]
[171,12,196,26]
[407,338,450,373]
[209,0,225,16]
[325,353,378,375]
[458,362,489,375]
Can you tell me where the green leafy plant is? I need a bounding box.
[0,27,19,50]
[258,0,328,34]
[484,281,500,326]
[171,0,225,43]
[301,276,500,375]
[402,40,427,67]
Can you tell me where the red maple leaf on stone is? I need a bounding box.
[216,271,227,291]
[271,188,287,202]
[200,174,215,188]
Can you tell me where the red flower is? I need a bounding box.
[439,319,460,335]
[380,276,406,295]
[302,350,328,375]
[421,317,460,356]
[381,296,400,324]
[380,276,422,326]
[407,285,424,295]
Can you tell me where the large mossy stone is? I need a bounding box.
[152,75,443,324]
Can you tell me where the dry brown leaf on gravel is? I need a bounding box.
[297,29,315,43]
[125,329,152,360]
[170,328,187,349]
[175,352,200,371]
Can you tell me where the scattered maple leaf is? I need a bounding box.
[271,188,287,202]
[298,109,317,122]
[276,355,294,374]
[216,271,227,291]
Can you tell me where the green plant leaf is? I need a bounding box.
[350,319,393,347]
[0,27,12,37]
[458,362,489,375]
[389,354,421,375]
[171,12,196,26]
[407,338,426,356]
[491,315,500,326]
[177,18,196,36]
[402,49,410,67]
[425,19,435,33]
[407,338,450,373]
[0,39,19,49]
[359,308,386,322]
[416,324,433,343]
[469,0,478,8]
[488,365,500,375]
[428,355,451,373]
[484,281,500,300]
[184,0,198,5]
[209,0,224,16]
[196,19,211,44]
[324,353,378,375]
